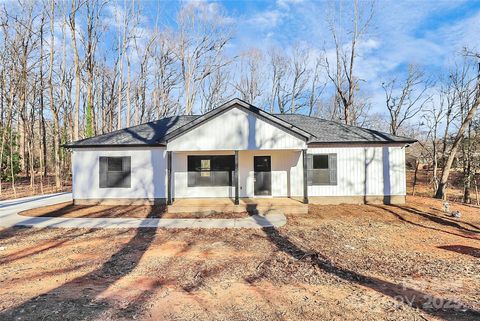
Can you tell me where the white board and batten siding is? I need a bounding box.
[239,150,304,197]
[307,145,406,197]
[71,145,406,201]
[71,115,407,202]
[172,146,406,199]
[167,107,307,151]
[72,147,167,200]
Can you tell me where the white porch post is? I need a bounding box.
[303,149,308,204]
[234,150,239,205]
[167,151,172,205]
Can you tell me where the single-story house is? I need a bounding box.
[64,98,416,206]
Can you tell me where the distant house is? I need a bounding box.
[64,99,416,206]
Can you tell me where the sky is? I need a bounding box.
[4,0,478,119]
[136,0,480,114]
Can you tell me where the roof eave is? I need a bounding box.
[307,140,417,146]
[62,143,166,149]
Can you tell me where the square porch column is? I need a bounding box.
[167,151,172,205]
[303,149,309,204]
[234,150,239,205]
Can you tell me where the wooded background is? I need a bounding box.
[0,0,479,203]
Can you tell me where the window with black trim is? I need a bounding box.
[188,155,234,187]
[99,156,131,188]
[307,154,337,185]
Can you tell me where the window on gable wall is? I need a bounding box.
[307,154,337,185]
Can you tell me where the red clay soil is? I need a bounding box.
[407,169,480,204]
[0,194,479,320]
[18,202,248,219]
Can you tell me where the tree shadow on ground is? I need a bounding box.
[0,210,159,321]
[373,205,479,241]
[18,202,167,218]
[428,207,480,231]
[0,228,99,265]
[438,245,480,258]
[392,205,479,234]
[258,225,480,321]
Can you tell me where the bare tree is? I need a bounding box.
[114,0,133,129]
[175,3,233,115]
[46,0,61,189]
[435,55,480,199]
[234,49,264,105]
[421,94,445,192]
[461,111,477,203]
[68,0,85,141]
[289,46,310,113]
[324,0,374,125]
[0,8,20,195]
[38,13,47,182]
[307,56,326,116]
[383,65,432,135]
[200,67,231,113]
[82,0,106,137]
[133,26,157,124]
[151,31,179,118]
[268,49,289,113]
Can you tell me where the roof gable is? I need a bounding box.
[167,105,307,151]
[162,98,311,143]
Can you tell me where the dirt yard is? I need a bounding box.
[407,169,480,204]
[0,196,478,321]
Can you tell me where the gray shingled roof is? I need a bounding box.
[274,114,415,144]
[64,115,199,147]
[64,102,415,148]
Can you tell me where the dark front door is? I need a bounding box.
[254,156,271,196]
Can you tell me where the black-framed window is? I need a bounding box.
[307,154,337,185]
[99,156,131,188]
[187,155,234,187]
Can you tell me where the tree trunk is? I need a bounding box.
[475,179,479,206]
[412,160,419,196]
[40,16,48,178]
[126,57,131,127]
[70,0,81,141]
[435,83,480,199]
[0,76,15,196]
[50,0,61,189]
[9,127,16,197]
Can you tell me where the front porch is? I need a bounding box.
[167,197,308,215]
[165,103,311,206]
[166,150,309,206]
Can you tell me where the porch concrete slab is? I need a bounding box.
[0,193,286,229]
[168,197,307,215]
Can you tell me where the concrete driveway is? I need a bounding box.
[0,193,286,229]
